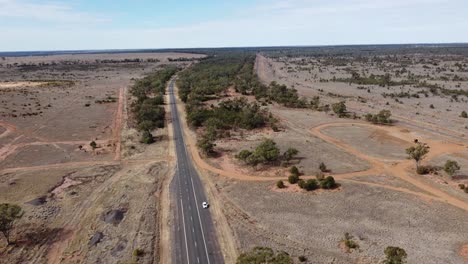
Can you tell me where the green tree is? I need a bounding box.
[283,148,299,163]
[384,246,407,264]
[237,139,280,166]
[197,135,216,156]
[0,203,24,245]
[332,101,347,118]
[444,160,460,177]
[406,142,430,170]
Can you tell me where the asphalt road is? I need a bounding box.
[169,80,224,264]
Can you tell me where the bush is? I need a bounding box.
[133,248,144,257]
[461,111,468,118]
[332,101,347,118]
[283,148,299,163]
[365,109,392,124]
[288,174,299,184]
[444,160,460,176]
[384,246,407,264]
[303,179,318,191]
[319,162,328,172]
[289,166,299,176]
[320,176,337,189]
[236,139,280,166]
[458,184,465,190]
[197,135,216,156]
[276,180,285,189]
[298,256,307,262]
[140,130,155,144]
[236,150,253,161]
[416,165,429,175]
[342,233,359,251]
[297,179,305,189]
[90,141,97,149]
[236,247,293,264]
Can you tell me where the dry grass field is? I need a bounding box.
[0,52,203,263]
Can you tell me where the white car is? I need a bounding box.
[202,202,209,209]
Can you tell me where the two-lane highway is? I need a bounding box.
[169,80,224,264]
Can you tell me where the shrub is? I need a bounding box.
[197,136,216,156]
[236,247,293,264]
[332,101,347,118]
[288,174,299,184]
[320,176,337,189]
[444,160,460,176]
[298,256,307,262]
[283,148,299,163]
[276,180,285,189]
[384,246,407,264]
[236,150,253,161]
[416,165,429,175]
[365,109,392,124]
[90,141,97,149]
[465,188,468,194]
[133,248,144,257]
[289,166,299,176]
[342,233,359,251]
[461,111,468,118]
[236,139,280,166]
[140,130,154,144]
[458,184,465,190]
[319,162,328,172]
[303,179,318,191]
[297,179,306,189]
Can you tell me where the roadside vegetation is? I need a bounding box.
[130,66,178,143]
[236,247,293,264]
[177,54,308,155]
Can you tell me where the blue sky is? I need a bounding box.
[1,0,467,51]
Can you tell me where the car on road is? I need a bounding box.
[202,202,209,209]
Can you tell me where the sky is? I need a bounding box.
[1,0,467,51]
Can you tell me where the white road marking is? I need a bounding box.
[177,172,190,264]
[190,176,211,264]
